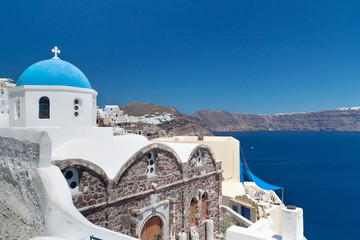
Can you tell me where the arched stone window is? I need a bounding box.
[201,193,207,221]
[190,198,197,227]
[39,97,50,119]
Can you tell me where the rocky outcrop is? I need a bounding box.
[0,201,40,239]
[193,108,360,132]
[138,123,172,139]
[0,135,46,239]
[121,102,213,138]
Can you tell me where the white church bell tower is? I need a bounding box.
[9,47,98,128]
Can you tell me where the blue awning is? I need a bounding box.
[240,155,282,191]
[248,170,282,191]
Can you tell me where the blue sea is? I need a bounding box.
[214,131,360,240]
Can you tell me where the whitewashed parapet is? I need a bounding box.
[0,128,52,168]
[282,206,304,240]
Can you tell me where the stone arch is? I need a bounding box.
[137,201,170,240]
[52,158,110,188]
[53,159,109,225]
[187,144,217,169]
[113,143,184,187]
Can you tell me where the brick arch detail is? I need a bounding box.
[113,143,184,186]
[187,144,217,169]
[52,159,110,187]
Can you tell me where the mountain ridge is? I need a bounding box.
[119,102,360,134]
[192,108,360,132]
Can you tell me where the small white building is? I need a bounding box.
[104,105,124,124]
[104,105,123,118]
[96,105,124,126]
[0,78,16,127]
[0,78,16,112]
[97,106,108,118]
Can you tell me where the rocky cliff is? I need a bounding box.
[193,108,360,132]
[121,102,213,138]
[0,134,46,239]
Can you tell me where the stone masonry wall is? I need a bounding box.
[182,148,222,239]
[105,148,184,237]
[54,160,108,228]
[186,149,216,179]
[53,145,222,240]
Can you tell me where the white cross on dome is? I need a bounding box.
[52,46,61,58]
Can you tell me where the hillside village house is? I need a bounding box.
[97,105,124,126]
[4,48,222,240]
[0,78,15,126]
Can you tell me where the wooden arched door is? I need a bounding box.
[141,216,163,240]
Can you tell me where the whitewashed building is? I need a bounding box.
[0,78,16,127]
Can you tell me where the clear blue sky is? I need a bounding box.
[1,0,360,114]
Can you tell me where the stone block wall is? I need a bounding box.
[53,145,222,240]
[182,175,222,239]
[77,169,108,228]
[186,149,216,179]
[54,160,109,228]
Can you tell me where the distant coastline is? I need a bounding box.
[117,102,360,136]
[193,108,360,132]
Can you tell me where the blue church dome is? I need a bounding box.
[17,58,92,89]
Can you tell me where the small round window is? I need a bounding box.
[73,98,81,118]
[63,168,79,191]
[147,151,155,175]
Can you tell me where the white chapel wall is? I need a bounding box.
[9,86,97,128]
